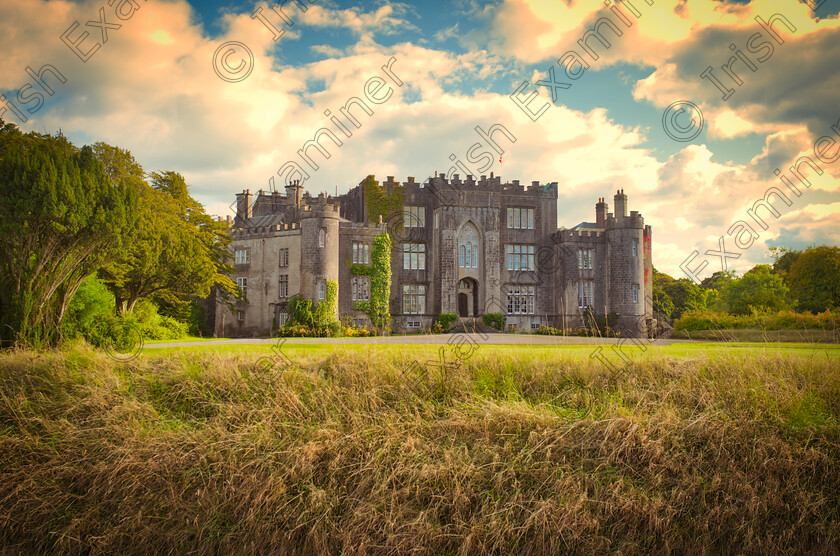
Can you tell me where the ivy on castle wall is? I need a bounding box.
[361,175,404,224]
[315,280,339,329]
[369,233,392,329]
[349,231,392,330]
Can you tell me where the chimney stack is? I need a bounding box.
[596,197,608,226]
[613,189,627,218]
[235,189,253,225]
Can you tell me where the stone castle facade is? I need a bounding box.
[214,173,653,337]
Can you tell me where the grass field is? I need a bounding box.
[1,342,839,553]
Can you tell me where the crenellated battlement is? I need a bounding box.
[389,172,558,198]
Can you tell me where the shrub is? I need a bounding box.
[534,325,562,336]
[674,309,840,331]
[437,313,458,333]
[483,313,505,331]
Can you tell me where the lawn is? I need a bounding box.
[1,343,839,553]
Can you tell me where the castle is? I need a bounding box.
[214,173,653,337]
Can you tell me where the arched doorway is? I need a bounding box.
[458,278,478,317]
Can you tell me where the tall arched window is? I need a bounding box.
[459,245,465,267]
[318,228,326,248]
[472,243,478,268]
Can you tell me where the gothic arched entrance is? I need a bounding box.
[458,278,478,317]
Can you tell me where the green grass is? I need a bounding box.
[1,344,839,553]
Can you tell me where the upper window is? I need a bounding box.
[505,244,535,271]
[352,242,370,264]
[403,243,425,270]
[234,249,249,265]
[459,242,478,268]
[403,206,426,228]
[632,239,639,257]
[318,228,326,248]
[578,248,593,270]
[507,207,534,230]
[279,248,289,267]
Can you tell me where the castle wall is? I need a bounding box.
[216,174,652,339]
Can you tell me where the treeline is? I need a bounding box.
[653,245,840,330]
[0,119,237,348]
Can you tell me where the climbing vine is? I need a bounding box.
[349,231,392,331]
[361,175,404,224]
[315,280,338,331]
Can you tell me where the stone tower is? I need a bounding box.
[299,198,340,318]
[605,189,646,337]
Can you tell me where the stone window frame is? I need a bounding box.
[402,284,426,314]
[577,248,593,270]
[632,283,640,303]
[403,243,426,270]
[352,276,370,301]
[505,244,535,271]
[506,284,535,315]
[234,248,250,265]
[403,206,426,228]
[318,228,326,248]
[279,275,289,298]
[506,207,535,230]
[236,277,248,299]
[352,242,371,264]
[577,280,594,308]
[458,241,478,268]
[279,248,289,267]
[318,279,326,300]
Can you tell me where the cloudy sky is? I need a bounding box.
[2,0,838,278]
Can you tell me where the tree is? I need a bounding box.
[93,149,236,316]
[787,246,840,313]
[0,121,135,347]
[655,270,705,320]
[724,264,792,315]
[770,246,802,279]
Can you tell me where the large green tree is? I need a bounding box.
[93,146,236,315]
[0,122,135,347]
[723,265,793,315]
[655,270,706,320]
[787,246,840,313]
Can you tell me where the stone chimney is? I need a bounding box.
[285,179,302,208]
[596,197,608,226]
[613,189,627,218]
[235,189,253,224]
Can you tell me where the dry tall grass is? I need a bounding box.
[1,346,838,554]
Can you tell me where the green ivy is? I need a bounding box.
[315,281,339,330]
[349,264,373,276]
[369,232,392,330]
[362,175,404,224]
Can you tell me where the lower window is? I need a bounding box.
[506,285,535,314]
